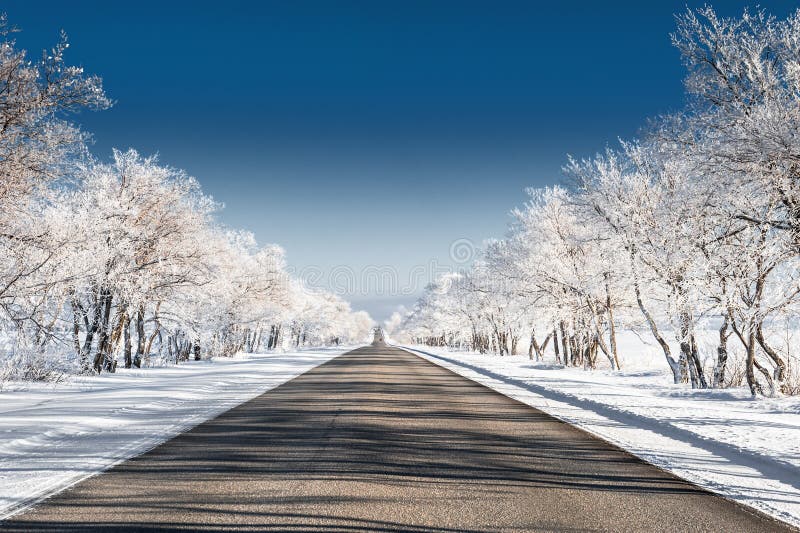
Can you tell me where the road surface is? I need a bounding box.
[1,342,792,532]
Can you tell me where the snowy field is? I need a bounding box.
[402,344,800,528]
[0,347,349,520]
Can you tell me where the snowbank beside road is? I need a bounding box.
[403,345,800,528]
[0,348,347,519]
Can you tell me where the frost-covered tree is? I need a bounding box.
[398,6,800,397]
[0,14,372,382]
[0,17,109,333]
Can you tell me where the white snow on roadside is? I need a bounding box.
[0,347,348,519]
[403,345,800,528]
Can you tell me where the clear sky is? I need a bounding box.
[6,1,798,321]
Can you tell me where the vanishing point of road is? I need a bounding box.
[1,342,792,532]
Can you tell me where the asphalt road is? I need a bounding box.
[1,342,793,532]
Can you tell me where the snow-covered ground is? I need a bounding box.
[0,347,348,520]
[402,344,800,528]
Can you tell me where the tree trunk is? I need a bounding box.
[552,328,561,364]
[70,297,86,368]
[756,324,786,382]
[92,288,113,374]
[714,315,729,388]
[604,275,621,370]
[81,292,103,374]
[123,312,132,369]
[529,328,552,361]
[586,297,616,370]
[689,334,707,388]
[754,357,775,396]
[134,304,145,368]
[745,329,761,397]
[678,310,707,389]
[570,333,580,367]
[559,321,570,367]
[143,303,162,365]
[633,281,684,384]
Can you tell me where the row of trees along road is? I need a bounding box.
[0,16,373,380]
[395,7,800,397]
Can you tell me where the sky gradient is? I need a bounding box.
[6,1,799,320]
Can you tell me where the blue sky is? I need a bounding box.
[6,1,798,320]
